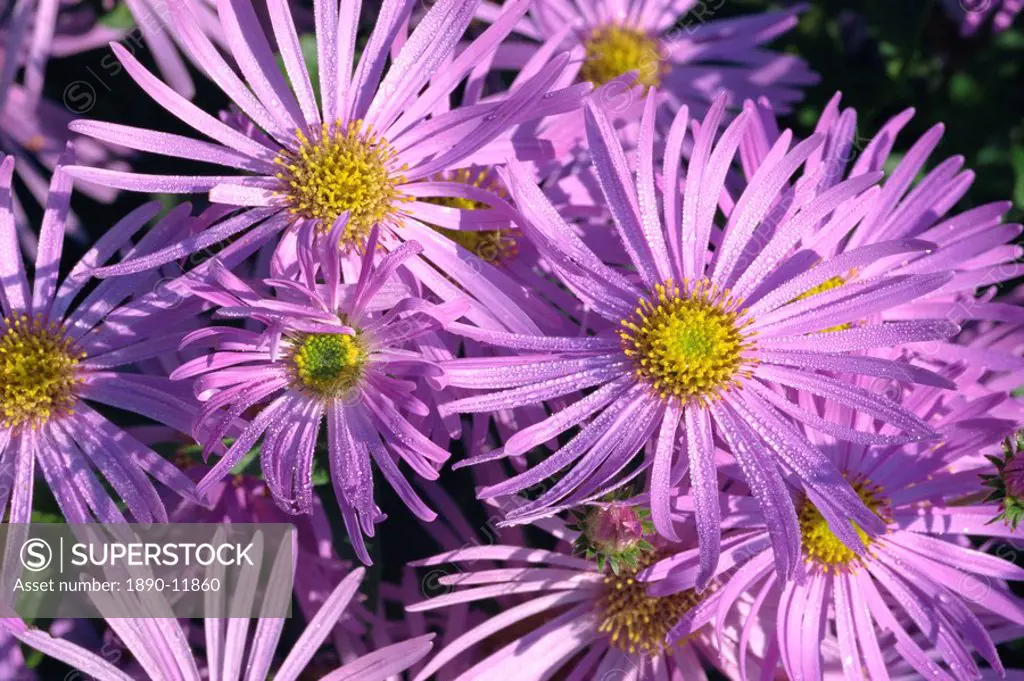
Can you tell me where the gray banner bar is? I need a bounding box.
[0,523,294,619]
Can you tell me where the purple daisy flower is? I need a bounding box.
[1,1,122,237]
[943,0,1023,35]
[642,376,1024,681]
[833,615,1024,680]
[66,0,588,334]
[369,482,514,680]
[0,150,214,524]
[116,0,303,99]
[740,94,1024,363]
[2,0,119,105]
[167,467,362,623]
[12,567,435,680]
[118,0,227,98]
[406,505,758,680]
[173,224,467,563]
[477,0,818,115]
[439,93,964,588]
[952,308,1024,395]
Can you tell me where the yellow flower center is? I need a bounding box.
[791,274,853,333]
[620,280,753,402]
[422,169,518,265]
[581,25,666,88]
[793,275,846,301]
[799,477,891,570]
[0,314,83,430]
[288,333,367,398]
[597,554,706,656]
[275,120,409,248]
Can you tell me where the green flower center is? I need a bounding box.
[581,25,666,88]
[0,314,83,430]
[620,280,753,402]
[275,120,409,248]
[799,477,890,570]
[288,333,367,398]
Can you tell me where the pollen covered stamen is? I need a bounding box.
[799,476,891,570]
[275,120,409,248]
[794,275,847,301]
[597,553,706,656]
[288,333,367,398]
[0,314,83,430]
[581,25,667,88]
[620,279,753,401]
[423,169,518,265]
[791,273,854,333]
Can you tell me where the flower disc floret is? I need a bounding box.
[423,169,518,264]
[620,280,753,401]
[0,313,83,430]
[275,120,408,247]
[597,553,707,656]
[581,24,666,88]
[288,332,367,398]
[799,476,891,570]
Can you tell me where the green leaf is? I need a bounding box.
[230,443,262,476]
[311,458,332,486]
[22,647,45,669]
[100,3,135,30]
[1010,145,1024,208]
[277,34,321,104]
[29,511,64,524]
[949,72,983,104]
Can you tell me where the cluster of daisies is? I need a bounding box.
[1,0,1023,679]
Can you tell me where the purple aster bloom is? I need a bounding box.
[67,0,589,334]
[172,224,467,563]
[407,509,759,680]
[369,483,514,680]
[167,467,364,625]
[1,0,119,103]
[115,0,302,98]
[741,94,1024,362]
[0,151,209,524]
[815,614,1024,680]
[118,0,227,98]
[439,93,964,588]
[477,0,819,115]
[642,376,1024,681]
[13,567,435,680]
[169,469,392,672]
[943,0,1023,34]
[0,0,122,238]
